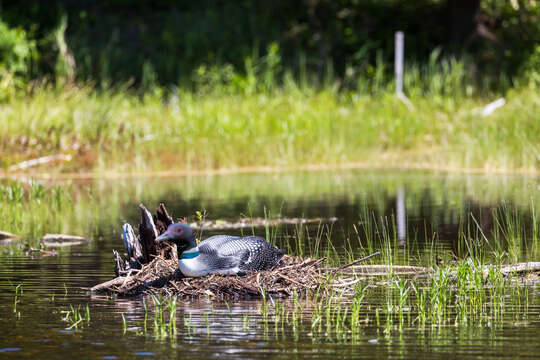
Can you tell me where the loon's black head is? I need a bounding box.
[155,222,196,252]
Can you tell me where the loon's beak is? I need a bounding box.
[155,232,173,243]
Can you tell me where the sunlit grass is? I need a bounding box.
[154,259,532,345]
[1,71,539,173]
[0,181,112,255]
[0,182,76,246]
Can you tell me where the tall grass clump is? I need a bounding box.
[0,181,112,254]
[0,182,74,245]
[61,304,91,330]
[150,295,178,339]
[120,295,179,340]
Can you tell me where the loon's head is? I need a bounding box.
[155,222,196,252]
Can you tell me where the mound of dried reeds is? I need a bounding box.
[92,255,334,299]
[90,203,392,299]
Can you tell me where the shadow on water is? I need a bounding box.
[0,169,539,358]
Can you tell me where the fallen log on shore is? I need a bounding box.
[0,230,20,240]
[189,216,338,231]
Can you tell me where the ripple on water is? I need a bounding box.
[0,348,21,352]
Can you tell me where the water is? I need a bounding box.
[1,170,539,359]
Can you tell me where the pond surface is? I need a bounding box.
[1,170,539,359]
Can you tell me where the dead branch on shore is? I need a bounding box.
[0,230,20,240]
[189,216,338,231]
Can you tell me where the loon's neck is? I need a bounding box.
[177,235,200,259]
[180,245,200,259]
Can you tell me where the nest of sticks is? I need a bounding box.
[90,250,405,299]
[90,203,400,299]
[91,254,337,299]
[90,203,540,300]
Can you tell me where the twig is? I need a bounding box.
[332,251,381,273]
[277,273,307,288]
[66,319,84,330]
[302,257,327,268]
[90,276,127,292]
[277,257,326,272]
[332,278,364,287]
[119,270,134,288]
[169,281,181,292]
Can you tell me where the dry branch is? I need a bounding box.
[332,251,381,273]
[189,216,338,230]
[41,234,88,242]
[8,154,72,171]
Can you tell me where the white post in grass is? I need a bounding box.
[395,31,404,95]
[394,31,413,109]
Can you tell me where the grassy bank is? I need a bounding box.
[1,81,539,173]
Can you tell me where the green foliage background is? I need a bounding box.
[0,1,539,173]
[0,0,539,90]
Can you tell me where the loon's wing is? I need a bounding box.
[199,235,285,272]
[199,235,266,258]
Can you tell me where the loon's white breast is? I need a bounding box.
[178,256,241,277]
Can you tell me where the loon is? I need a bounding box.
[155,222,286,277]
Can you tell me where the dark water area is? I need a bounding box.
[1,170,539,359]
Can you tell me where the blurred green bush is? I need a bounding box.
[0,19,36,99]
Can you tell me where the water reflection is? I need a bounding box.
[0,170,539,359]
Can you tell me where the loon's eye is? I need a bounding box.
[177,228,182,233]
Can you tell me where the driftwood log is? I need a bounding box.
[41,234,89,247]
[0,230,20,240]
[188,216,338,231]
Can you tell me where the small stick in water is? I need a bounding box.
[333,251,381,273]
